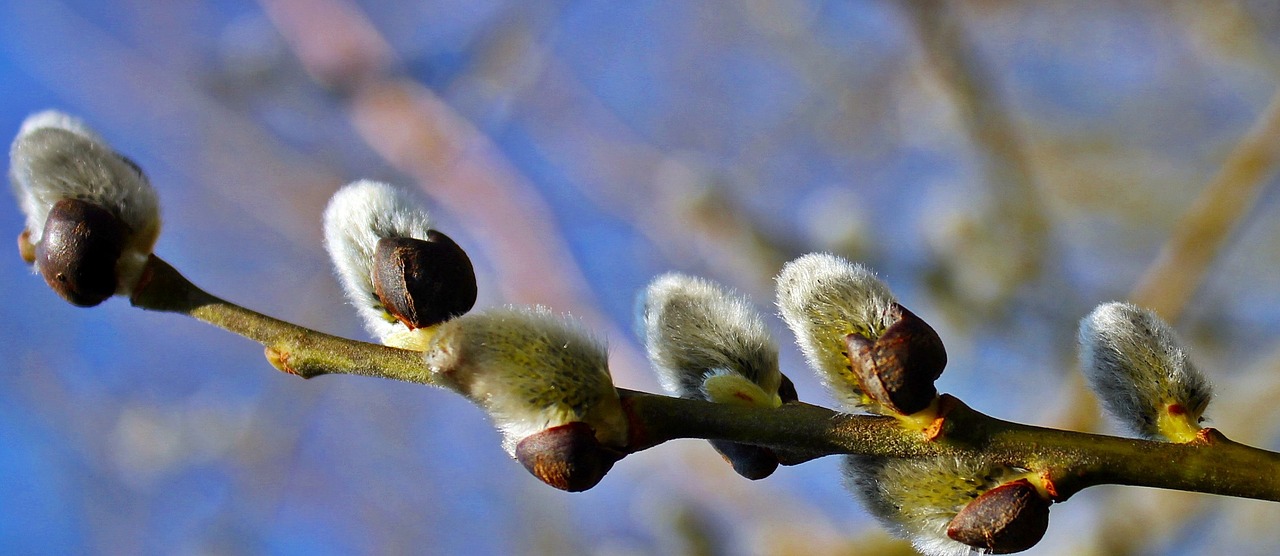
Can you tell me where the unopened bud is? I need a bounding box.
[707,439,778,480]
[372,231,477,329]
[515,422,622,492]
[947,479,1050,554]
[846,303,946,416]
[35,198,128,307]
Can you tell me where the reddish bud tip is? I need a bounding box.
[515,422,621,492]
[846,303,947,415]
[35,198,128,307]
[947,479,1050,554]
[372,230,477,329]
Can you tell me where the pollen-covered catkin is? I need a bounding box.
[846,455,1049,555]
[424,305,627,456]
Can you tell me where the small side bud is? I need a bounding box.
[639,273,788,479]
[35,198,128,307]
[777,253,907,414]
[425,306,628,490]
[1078,302,1212,442]
[846,303,947,416]
[515,422,622,492]
[947,479,1050,554]
[372,231,477,329]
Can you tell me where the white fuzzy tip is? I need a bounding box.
[1078,302,1212,442]
[18,110,104,143]
[424,306,626,455]
[323,180,433,344]
[639,272,781,405]
[776,253,897,412]
[10,110,161,292]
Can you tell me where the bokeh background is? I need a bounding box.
[4,1,1280,554]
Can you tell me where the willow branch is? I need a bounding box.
[123,255,1280,504]
[129,255,429,384]
[622,393,1280,503]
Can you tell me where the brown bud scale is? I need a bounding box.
[36,198,128,307]
[372,231,477,329]
[846,303,947,415]
[515,422,621,492]
[947,478,1050,554]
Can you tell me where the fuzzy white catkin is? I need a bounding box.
[10,110,161,289]
[424,305,627,455]
[846,455,1016,556]
[11,110,158,245]
[323,180,434,344]
[640,273,782,403]
[776,253,897,412]
[1078,302,1212,441]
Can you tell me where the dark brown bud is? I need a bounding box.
[515,422,622,492]
[947,478,1050,554]
[35,198,128,307]
[846,303,947,415]
[778,372,799,404]
[372,230,477,329]
[708,439,778,480]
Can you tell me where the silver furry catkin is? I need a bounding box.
[776,253,898,413]
[641,272,784,407]
[639,272,792,479]
[1078,302,1212,442]
[10,110,161,305]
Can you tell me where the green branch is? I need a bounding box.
[130,255,429,384]
[127,255,1280,504]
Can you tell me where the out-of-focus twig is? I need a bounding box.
[453,9,806,300]
[1128,89,1280,321]
[903,0,1051,308]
